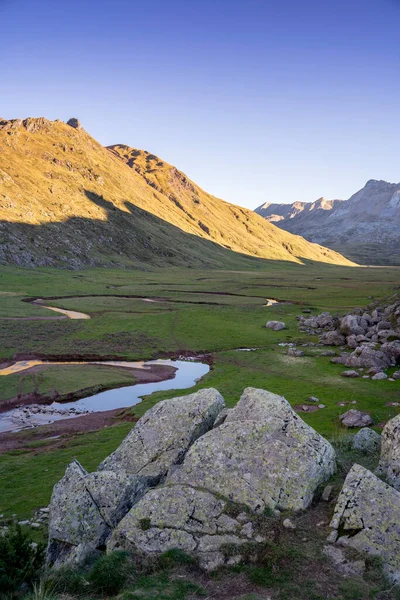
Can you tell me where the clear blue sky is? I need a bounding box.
[1,0,399,207]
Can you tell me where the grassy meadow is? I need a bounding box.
[0,260,400,521]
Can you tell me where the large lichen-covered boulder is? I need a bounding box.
[99,388,225,481]
[169,388,336,512]
[376,414,400,490]
[47,460,148,566]
[47,389,225,566]
[107,484,264,571]
[329,464,400,583]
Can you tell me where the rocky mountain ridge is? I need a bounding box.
[0,117,353,269]
[255,179,400,265]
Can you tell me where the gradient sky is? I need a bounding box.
[1,0,399,208]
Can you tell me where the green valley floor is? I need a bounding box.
[1,261,400,600]
[0,261,399,519]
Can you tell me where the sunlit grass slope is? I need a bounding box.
[0,117,354,268]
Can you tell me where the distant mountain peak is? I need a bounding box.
[255,179,400,265]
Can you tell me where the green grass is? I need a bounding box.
[118,572,206,600]
[0,262,399,521]
[0,365,136,405]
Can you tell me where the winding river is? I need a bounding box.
[0,359,210,433]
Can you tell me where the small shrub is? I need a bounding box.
[247,565,276,586]
[0,524,44,594]
[25,581,59,600]
[120,573,205,600]
[88,550,131,595]
[158,548,196,569]
[339,578,371,600]
[44,565,87,595]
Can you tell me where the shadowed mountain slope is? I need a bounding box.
[255,181,400,266]
[0,117,354,268]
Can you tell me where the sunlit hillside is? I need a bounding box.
[0,118,354,268]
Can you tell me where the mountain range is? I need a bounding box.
[0,117,353,269]
[255,180,400,265]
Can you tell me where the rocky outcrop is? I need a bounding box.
[168,388,336,512]
[329,464,400,583]
[47,388,225,566]
[376,414,400,490]
[47,461,148,567]
[66,117,82,130]
[99,388,224,479]
[47,387,336,570]
[108,485,261,571]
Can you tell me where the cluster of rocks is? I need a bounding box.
[45,387,400,583]
[328,414,400,583]
[47,388,336,571]
[297,297,400,376]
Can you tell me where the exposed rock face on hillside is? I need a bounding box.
[256,197,343,225]
[47,387,336,571]
[0,117,354,269]
[255,180,400,265]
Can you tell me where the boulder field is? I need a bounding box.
[46,387,336,571]
[297,294,400,374]
[328,413,400,583]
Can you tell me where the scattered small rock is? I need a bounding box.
[323,545,365,578]
[266,320,286,331]
[340,409,373,428]
[372,372,388,380]
[321,485,333,502]
[287,348,304,357]
[341,370,360,378]
[283,518,296,530]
